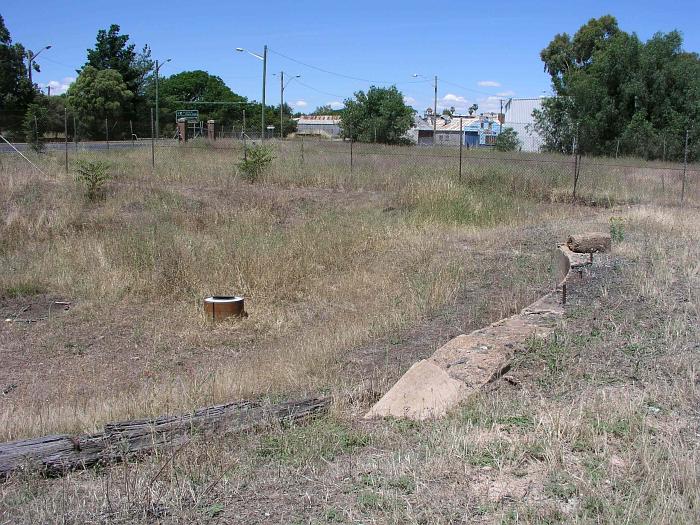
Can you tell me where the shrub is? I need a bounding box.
[495,127,521,152]
[237,144,274,182]
[74,159,111,200]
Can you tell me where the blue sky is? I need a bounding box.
[4,1,699,114]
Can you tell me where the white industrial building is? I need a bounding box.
[501,97,547,152]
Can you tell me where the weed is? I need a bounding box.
[609,216,625,242]
[237,144,274,182]
[74,158,111,200]
[257,419,370,466]
[545,472,578,501]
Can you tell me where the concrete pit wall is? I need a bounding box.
[365,242,597,420]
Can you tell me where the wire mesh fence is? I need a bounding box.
[1,107,698,208]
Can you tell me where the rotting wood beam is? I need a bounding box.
[0,396,330,480]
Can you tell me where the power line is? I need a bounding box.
[268,48,429,86]
[293,79,345,100]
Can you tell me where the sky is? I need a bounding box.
[3,1,700,115]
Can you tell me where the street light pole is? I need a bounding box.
[261,45,267,140]
[154,58,171,140]
[277,71,300,139]
[26,45,52,85]
[236,46,268,141]
[413,73,438,145]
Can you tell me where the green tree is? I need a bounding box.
[22,103,48,151]
[340,86,414,144]
[147,70,249,134]
[82,24,152,97]
[495,127,520,152]
[66,66,133,138]
[312,104,342,115]
[0,15,37,138]
[468,104,478,116]
[79,24,153,128]
[536,15,700,159]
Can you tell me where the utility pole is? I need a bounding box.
[499,100,503,135]
[47,85,51,97]
[433,75,438,145]
[277,71,299,139]
[26,45,51,85]
[262,45,267,140]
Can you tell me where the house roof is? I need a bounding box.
[297,115,341,125]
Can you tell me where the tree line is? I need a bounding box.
[0,18,296,142]
[535,15,700,160]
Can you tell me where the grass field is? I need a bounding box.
[0,140,698,523]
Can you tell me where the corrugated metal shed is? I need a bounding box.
[296,114,342,138]
[502,98,546,152]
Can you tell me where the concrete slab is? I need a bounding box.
[364,360,468,420]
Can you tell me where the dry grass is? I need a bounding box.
[1,141,698,523]
[0,141,600,440]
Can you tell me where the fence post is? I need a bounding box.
[572,135,580,202]
[150,108,155,168]
[105,118,109,151]
[350,129,354,172]
[458,116,463,182]
[64,108,68,172]
[681,129,688,206]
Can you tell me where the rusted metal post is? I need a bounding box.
[150,108,155,168]
[64,108,68,172]
[458,116,463,181]
[681,129,688,206]
[562,283,567,305]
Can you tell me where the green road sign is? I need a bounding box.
[175,110,199,122]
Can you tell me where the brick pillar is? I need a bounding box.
[207,120,215,141]
[177,118,187,143]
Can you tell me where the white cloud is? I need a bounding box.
[403,95,416,105]
[39,77,75,95]
[328,101,343,109]
[496,90,516,97]
[440,93,472,112]
[293,100,308,108]
[477,80,501,87]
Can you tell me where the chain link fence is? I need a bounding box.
[1,108,697,208]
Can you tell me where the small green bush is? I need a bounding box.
[495,127,521,152]
[74,159,111,200]
[237,144,274,182]
[609,216,625,242]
